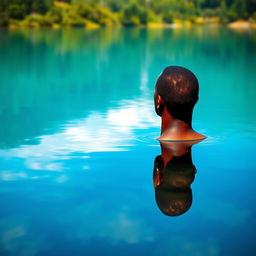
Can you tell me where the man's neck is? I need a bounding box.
[159,107,205,141]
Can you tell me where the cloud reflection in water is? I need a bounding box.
[0,97,158,176]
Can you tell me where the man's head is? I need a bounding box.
[154,66,199,122]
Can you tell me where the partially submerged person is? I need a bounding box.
[154,66,206,141]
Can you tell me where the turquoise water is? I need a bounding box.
[0,27,256,255]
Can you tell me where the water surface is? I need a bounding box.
[0,27,256,256]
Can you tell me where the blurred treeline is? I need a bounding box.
[0,0,256,27]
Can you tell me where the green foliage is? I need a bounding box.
[201,8,219,17]
[0,11,9,26]
[45,3,118,27]
[1,0,256,27]
[107,0,125,12]
[76,3,94,19]
[162,11,174,24]
[219,0,229,23]
[22,14,52,27]
[45,6,63,24]
[62,7,85,26]
[253,11,256,21]
[2,0,53,19]
[121,2,147,26]
[32,0,53,14]
[7,4,27,19]
[84,4,118,26]
[231,0,248,19]
[146,9,159,22]
[0,0,8,12]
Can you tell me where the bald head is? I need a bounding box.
[155,66,199,122]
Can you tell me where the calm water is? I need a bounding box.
[0,27,256,256]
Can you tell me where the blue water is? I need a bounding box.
[0,27,256,256]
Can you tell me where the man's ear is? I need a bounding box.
[154,93,164,116]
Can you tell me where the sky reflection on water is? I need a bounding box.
[0,27,256,256]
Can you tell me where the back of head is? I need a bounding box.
[155,66,199,122]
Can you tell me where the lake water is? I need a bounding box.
[0,27,256,256]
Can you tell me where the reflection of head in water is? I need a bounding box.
[153,144,196,217]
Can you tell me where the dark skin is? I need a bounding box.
[153,141,199,216]
[154,92,206,141]
[153,141,198,188]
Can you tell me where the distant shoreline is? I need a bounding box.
[1,1,256,31]
[227,21,256,29]
[147,20,256,30]
[3,20,256,30]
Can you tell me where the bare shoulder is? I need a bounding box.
[187,130,207,141]
[158,129,206,142]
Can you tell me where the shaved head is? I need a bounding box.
[155,66,199,122]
